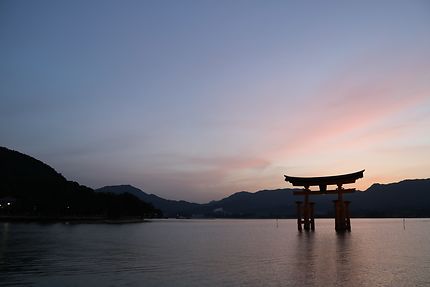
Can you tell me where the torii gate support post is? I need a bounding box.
[303,192,310,231]
[296,201,302,231]
[345,201,351,231]
[310,202,315,231]
[333,184,351,232]
[296,187,315,231]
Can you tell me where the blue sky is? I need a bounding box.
[1,0,430,202]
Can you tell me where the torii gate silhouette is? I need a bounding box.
[284,170,364,232]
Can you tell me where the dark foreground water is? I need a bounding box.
[1,219,430,286]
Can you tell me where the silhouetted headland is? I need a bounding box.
[0,147,162,222]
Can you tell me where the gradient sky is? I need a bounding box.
[1,0,430,202]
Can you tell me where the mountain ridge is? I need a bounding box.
[97,178,430,218]
[2,145,429,219]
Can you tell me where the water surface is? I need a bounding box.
[1,219,429,286]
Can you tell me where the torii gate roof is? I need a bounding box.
[284,170,364,187]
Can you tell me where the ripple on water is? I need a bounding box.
[1,219,430,287]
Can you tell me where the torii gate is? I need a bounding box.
[284,170,364,232]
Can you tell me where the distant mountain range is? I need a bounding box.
[2,145,429,219]
[97,178,430,218]
[97,185,201,217]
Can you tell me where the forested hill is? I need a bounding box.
[0,147,161,219]
[348,179,430,217]
[0,146,66,183]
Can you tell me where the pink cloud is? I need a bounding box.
[268,56,430,160]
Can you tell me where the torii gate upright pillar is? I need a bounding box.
[333,184,351,231]
[295,187,315,231]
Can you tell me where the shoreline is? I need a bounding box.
[2,216,429,224]
[0,215,148,224]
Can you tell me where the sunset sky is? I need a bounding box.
[1,0,429,202]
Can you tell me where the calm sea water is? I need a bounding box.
[1,219,430,287]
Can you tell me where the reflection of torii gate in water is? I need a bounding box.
[284,170,364,232]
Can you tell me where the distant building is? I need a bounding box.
[0,196,17,208]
